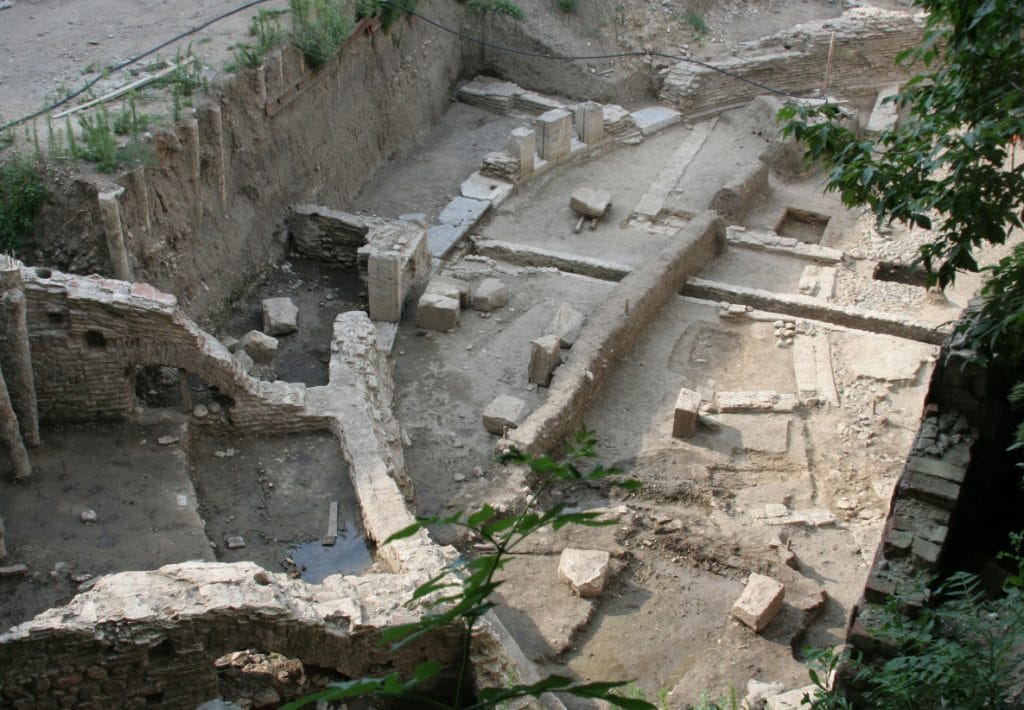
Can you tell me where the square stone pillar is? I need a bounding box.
[535,109,572,161]
[574,101,604,144]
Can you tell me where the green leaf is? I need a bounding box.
[384,521,424,543]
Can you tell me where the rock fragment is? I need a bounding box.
[732,573,785,632]
[558,548,611,598]
[262,297,298,336]
[482,394,529,435]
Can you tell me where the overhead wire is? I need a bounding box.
[2,0,816,135]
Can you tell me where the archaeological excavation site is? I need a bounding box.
[0,0,1021,707]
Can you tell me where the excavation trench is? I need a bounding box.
[0,2,1002,708]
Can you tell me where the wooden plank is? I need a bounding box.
[53,57,196,119]
[322,501,339,546]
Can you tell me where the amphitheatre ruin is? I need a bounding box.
[0,0,1015,707]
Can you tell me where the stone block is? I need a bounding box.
[415,293,460,332]
[907,456,966,483]
[529,334,562,387]
[482,394,529,434]
[630,106,681,135]
[506,127,536,176]
[570,187,612,218]
[535,109,573,161]
[426,275,471,308]
[261,297,298,336]
[558,548,611,598]
[672,387,701,438]
[366,249,403,322]
[574,101,605,144]
[461,172,514,207]
[233,350,254,373]
[472,278,509,312]
[545,303,585,348]
[901,470,960,510]
[731,573,785,632]
[240,330,279,364]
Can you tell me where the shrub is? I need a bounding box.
[0,153,46,252]
[557,0,577,13]
[290,0,354,70]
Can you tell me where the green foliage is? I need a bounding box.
[687,687,739,710]
[0,152,46,252]
[778,0,1024,364]
[465,0,525,20]
[684,11,708,36]
[283,430,651,709]
[556,0,577,13]
[229,8,288,70]
[290,0,354,70]
[112,95,149,136]
[803,570,1024,709]
[77,108,119,172]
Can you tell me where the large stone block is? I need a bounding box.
[506,127,536,177]
[426,275,470,308]
[574,101,605,144]
[558,548,611,598]
[545,303,585,348]
[529,334,562,387]
[240,330,279,364]
[732,573,785,632]
[415,293,459,332]
[482,394,529,435]
[472,278,509,312]
[535,109,573,161]
[262,297,298,336]
[570,188,612,218]
[672,387,701,438]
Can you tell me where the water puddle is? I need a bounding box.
[288,523,374,583]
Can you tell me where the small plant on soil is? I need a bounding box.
[283,430,655,709]
[291,0,354,70]
[228,8,288,70]
[0,152,46,252]
[112,94,150,136]
[77,105,153,173]
[684,11,708,37]
[464,0,525,20]
[556,0,578,13]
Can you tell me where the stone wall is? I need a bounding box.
[660,7,925,117]
[28,3,466,323]
[508,210,725,455]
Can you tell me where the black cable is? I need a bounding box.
[0,0,274,133]
[379,0,814,101]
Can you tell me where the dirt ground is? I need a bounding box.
[0,0,979,707]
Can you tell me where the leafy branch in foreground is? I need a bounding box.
[778,0,1024,364]
[283,429,652,709]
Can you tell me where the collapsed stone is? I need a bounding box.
[240,330,279,364]
[482,394,529,435]
[569,187,612,218]
[545,303,586,348]
[416,293,460,332]
[472,278,509,312]
[558,548,611,598]
[426,275,471,308]
[529,334,562,387]
[672,387,702,438]
[732,573,785,632]
[262,297,298,336]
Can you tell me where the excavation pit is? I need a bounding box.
[775,207,832,244]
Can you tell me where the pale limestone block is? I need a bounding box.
[240,330,278,364]
[574,101,605,144]
[545,303,585,348]
[426,275,471,308]
[529,334,562,387]
[472,278,509,312]
[482,394,529,435]
[558,548,611,598]
[570,188,612,218]
[672,387,701,438]
[535,109,573,161]
[506,127,536,176]
[416,293,459,332]
[732,573,785,632]
[262,297,298,336]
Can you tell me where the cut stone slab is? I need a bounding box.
[715,391,799,413]
[472,278,509,312]
[672,387,701,438]
[483,394,529,435]
[416,293,460,332]
[240,330,279,364]
[261,297,298,336]
[558,548,611,598]
[865,85,901,134]
[732,573,785,632]
[529,334,562,387]
[765,686,818,710]
[630,106,682,135]
[845,334,935,382]
[569,187,612,218]
[226,536,247,550]
[461,172,514,207]
[545,302,585,348]
[535,108,573,160]
[425,275,470,307]
[427,196,489,258]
